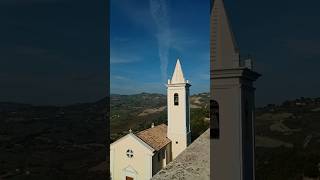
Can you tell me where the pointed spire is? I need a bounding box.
[211,0,240,69]
[170,59,186,84]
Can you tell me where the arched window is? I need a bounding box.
[210,100,219,139]
[174,93,179,106]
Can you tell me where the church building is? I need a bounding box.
[110,59,191,180]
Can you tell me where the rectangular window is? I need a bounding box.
[174,93,179,106]
[210,100,219,139]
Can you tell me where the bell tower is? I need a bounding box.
[210,0,260,180]
[167,59,191,159]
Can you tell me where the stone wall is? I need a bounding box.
[151,129,210,180]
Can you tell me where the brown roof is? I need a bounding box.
[136,124,171,151]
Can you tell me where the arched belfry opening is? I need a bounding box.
[174,93,179,106]
[210,100,219,139]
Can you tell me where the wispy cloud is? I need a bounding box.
[112,37,130,43]
[149,0,171,82]
[111,81,165,95]
[170,30,198,52]
[110,57,141,64]
[198,73,210,80]
[111,0,155,31]
[110,45,143,64]
[112,75,130,81]
[110,0,210,95]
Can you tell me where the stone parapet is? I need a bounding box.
[151,129,210,180]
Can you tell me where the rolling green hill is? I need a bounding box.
[110,92,210,142]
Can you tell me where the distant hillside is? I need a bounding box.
[110,94,320,179]
[0,99,108,179]
[255,97,320,180]
[1,95,319,179]
[110,92,210,142]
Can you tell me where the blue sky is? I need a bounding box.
[110,0,210,95]
[111,0,320,106]
[1,0,320,106]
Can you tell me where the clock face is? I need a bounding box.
[126,149,134,158]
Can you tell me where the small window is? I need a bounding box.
[174,93,179,106]
[210,100,220,139]
[176,141,178,144]
[158,153,161,161]
[126,149,134,158]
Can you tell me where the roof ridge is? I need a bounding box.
[136,123,167,134]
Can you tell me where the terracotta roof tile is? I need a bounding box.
[136,124,171,151]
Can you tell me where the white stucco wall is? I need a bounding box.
[110,134,154,180]
[167,83,191,159]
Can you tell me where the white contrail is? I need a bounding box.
[149,0,171,82]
